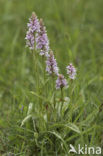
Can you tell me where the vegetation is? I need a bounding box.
[0,0,103,155]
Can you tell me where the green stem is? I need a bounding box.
[43,56,45,78]
[52,75,56,109]
[60,87,64,113]
[32,50,40,110]
[36,53,39,92]
[42,56,46,96]
[32,50,36,88]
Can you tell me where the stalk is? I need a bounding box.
[52,75,56,109]
[60,87,64,114]
[32,50,40,112]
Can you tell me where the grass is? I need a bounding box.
[0,0,103,155]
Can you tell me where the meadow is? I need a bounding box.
[0,0,103,155]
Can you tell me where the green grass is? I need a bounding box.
[0,0,103,155]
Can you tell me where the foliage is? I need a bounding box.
[0,0,103,155]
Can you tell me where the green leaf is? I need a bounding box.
[21,115,32,127]
[50,123,81,134]
[30,91,50,103]
[48,131,68,154]
[66,123,81,134]
[27,103,33,115]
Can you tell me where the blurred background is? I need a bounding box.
[0,0,103,153]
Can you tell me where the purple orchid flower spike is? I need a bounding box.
[36,19,50,57]
[46,51,59,76]
[56,74,68,89]
[66,63,76,80]
[25,12,40,50]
